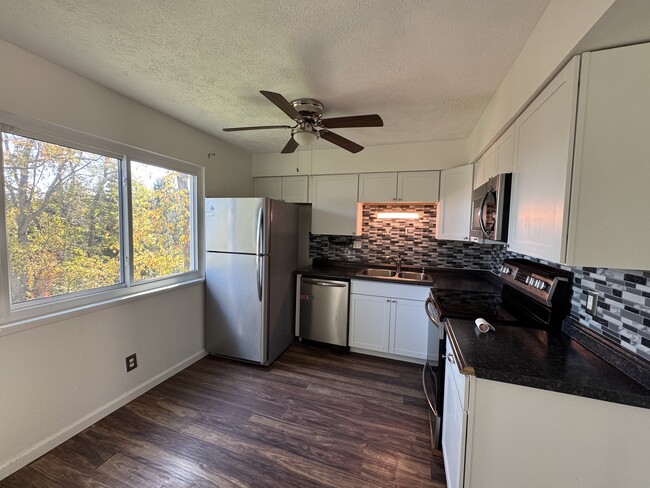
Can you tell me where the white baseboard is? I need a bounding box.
[0,349,208,481]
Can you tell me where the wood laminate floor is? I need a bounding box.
[1,343,446,487]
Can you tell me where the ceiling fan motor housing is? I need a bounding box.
[291,98,324,121]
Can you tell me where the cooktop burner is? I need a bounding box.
[432,289,518,323]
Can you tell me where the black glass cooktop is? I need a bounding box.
[432,289,518,323]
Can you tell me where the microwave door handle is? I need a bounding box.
[479,190,494,238]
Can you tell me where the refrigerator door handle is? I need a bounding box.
[256,206,264,301]
[256,206,263,257]
[256,255,263,301]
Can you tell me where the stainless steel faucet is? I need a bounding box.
[385,255,402,273]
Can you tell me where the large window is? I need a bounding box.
[131,161,193,282]
[0,120,200,323]
[2,133,121,304]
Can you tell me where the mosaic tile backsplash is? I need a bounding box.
[309,203,650,366]
[310,203,504,269]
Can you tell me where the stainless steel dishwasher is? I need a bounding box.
[299,277,349,346]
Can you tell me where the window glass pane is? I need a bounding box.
[131,161,193,281]
[2,132,121,304]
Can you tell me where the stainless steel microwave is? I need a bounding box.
[470,173,512,244]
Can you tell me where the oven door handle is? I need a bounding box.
[422,363,439,417]
[425,296,440,325]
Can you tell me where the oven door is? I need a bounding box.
[424,294,445,451]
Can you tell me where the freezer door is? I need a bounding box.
[205,252,266,363]
[205,198,267,254]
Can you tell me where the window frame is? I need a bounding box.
[0,111,204,328]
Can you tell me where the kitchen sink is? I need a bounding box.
[357,268,397,278]
[397,271,432,281]
[356,268,432,282]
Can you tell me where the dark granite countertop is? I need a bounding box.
[446,319,650,409]
[297,259,501,288]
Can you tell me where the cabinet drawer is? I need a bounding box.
[350,279,429,301]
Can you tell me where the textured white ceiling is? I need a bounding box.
[0,0,551,154]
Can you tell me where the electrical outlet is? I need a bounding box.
[352,240,362,249]
[585,291,599,316]
[125,353,137,372]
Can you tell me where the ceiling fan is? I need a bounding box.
[223,91,383,154]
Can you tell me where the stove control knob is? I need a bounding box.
[534,279,542,288]
[525,276,532,285]
[538,281,547,291]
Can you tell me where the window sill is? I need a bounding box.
[0,278,205,338]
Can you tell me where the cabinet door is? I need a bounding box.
[508,57,579,262]
[483,146,497,182]
[390,298,427,359]
[495,125,515,174]
[567,45,650,269]
[254,177,282,199]
[358,172,397,202]
[349,294,391,352]
[397,171,440,202]
[436,165,473,241]
[442,351,468,488]
[473,155,485,190]
[310,174,360,235]
[282,175,309,203]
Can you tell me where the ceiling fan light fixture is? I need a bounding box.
[293,130,318,146]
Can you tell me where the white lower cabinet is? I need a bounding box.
[442,338,650,488]
[442,348,467,488]
[349,280,428,361]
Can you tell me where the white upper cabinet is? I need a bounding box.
[309,174,360,235]
[254,176,308,203]
[436,165,473,241]
[358,172,398,202]
[397,171,440,202]
[254,177,282,200]
[281,175,309,203]
[567,44,650,269]
[473,125,515,190]
[508,44,650,268]
[508,57,579,263]
[358,171,440,202]
[496,125,515,174]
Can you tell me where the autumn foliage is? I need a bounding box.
[2,133,192,304]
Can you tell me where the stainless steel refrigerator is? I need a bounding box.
[205,197,298,365]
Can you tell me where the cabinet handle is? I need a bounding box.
[386,299,390,302]
[447,353,456,365]
[392,300,397,303]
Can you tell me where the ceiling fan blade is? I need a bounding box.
[223,125,291,132]
[260,91,300,120]
[321,114,384,129]
[320,131,364,153]
[281,137,299,154]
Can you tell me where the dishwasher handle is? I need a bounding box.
[302,279,348,287]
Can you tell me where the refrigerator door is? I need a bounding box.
[205,252,267,363]
[265,200,299,363]
[205,198,267,254]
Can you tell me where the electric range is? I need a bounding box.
[422,259,574,452]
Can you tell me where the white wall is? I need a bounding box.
[0,284,204,479]
[0,38,252,480]
[252,139,468,176]
[467,0,616,162]
[0,38,253,197]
